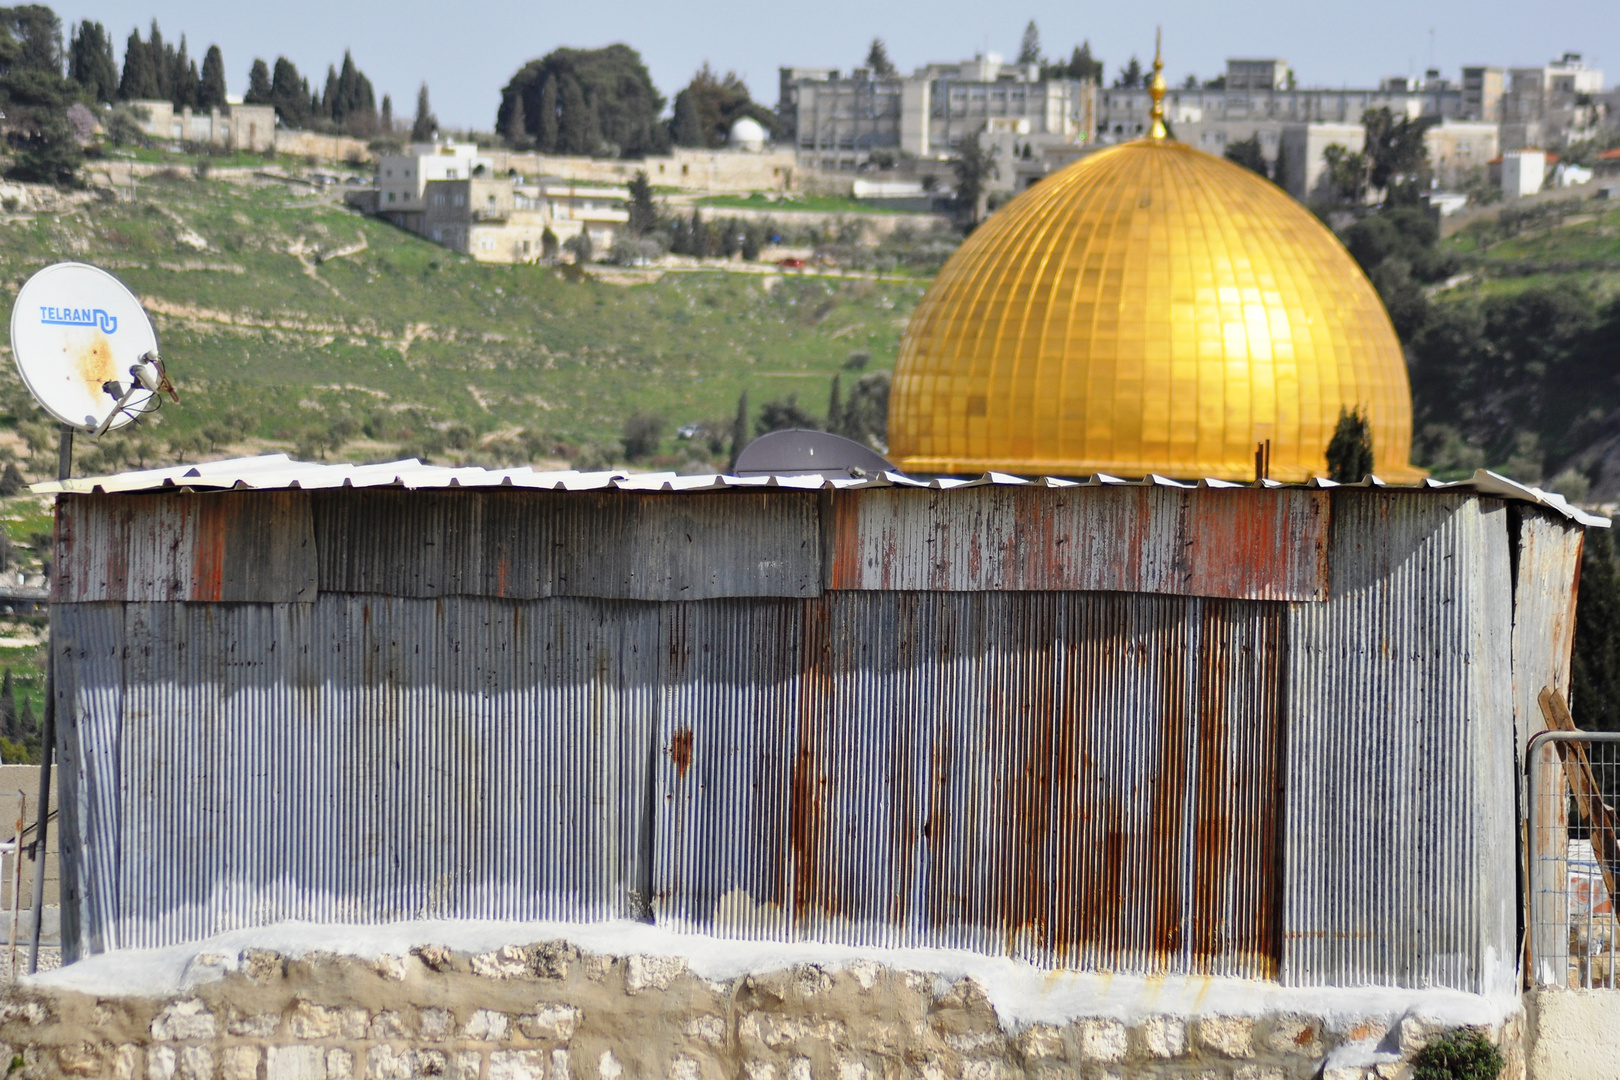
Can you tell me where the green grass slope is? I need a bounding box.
[0,174,924,473]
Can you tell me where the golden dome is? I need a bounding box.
[889,138,1424,482]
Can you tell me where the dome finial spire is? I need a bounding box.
[1149,27,1168,140]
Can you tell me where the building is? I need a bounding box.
[1502,148,1547,198]
[778,54,1094,179]
[1502,53,1608,148]
[375,141,494,230]
[419,176,629,262]
[1460,65,1505,121]
[1421,119,1501,187]
[125,98,277,153]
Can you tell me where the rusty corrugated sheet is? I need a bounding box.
[654,591,1285,977]
[55,596,660,955]
[1282,491,1518,995]
[822,486,1330,601]
[54,491,316,604]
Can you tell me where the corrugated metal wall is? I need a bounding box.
[1281,492,1518,995]
[47,486,1575,996]
[655,591,1284,978]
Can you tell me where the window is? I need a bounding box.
[446,168,458,179]
[387,192,396,203]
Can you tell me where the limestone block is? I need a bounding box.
[627,954,687,993]
[411,945,456,973]
[176,1047,214,1080]
[221,1046,262,1080]
[787,1059,812,1080]
[288,1003,344,1040]
[1076,1019,1127,1063]
[268,1045,327,1080]
[148,1045,176,1080]
[57,1043,101,1076]
[961,1061,1020,1080]
[598,1050,625,1080]
[740,1013,846,1051]
[551,1048,570,1078]
[1321,1069,1373,1080]
[112,1045,140,1080]
[1265,1015,1323,1057]
[796,965,833,997]
[1016,1024,1065,1060]
[151,1000,217,1042]
[366,1046,415,1080]
[420,1009,453,1040]
[945,1031,1003,1053]
[1372,1065,1412,1080]
[449,1052,482,1080]
[533,941,577,980]
[741,1063,776,1080]
[669,1057,703,1080]
[370,1011,411,1040]
[1233,1067,1288,1080]
[844,962,880,991]
[1196,1016,1256,1059]
[1141,1016,1188,1059]
[326,1049,354,1080]
[685,1015,726,1046]
[518,1004,581,1042]
[473,945,532,980]
[0,1000,46,1027]
[464,1009,512,1041]
[374,955,408,981]
[487,1050,549,1080]
[227,1009,281,1037]
[582,954,613,982]
[241,949,285,983]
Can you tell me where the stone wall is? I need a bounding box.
[0,938,1526,1080]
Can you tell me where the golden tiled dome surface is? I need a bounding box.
[889,138,1423,482]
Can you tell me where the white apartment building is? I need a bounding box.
[417,176,629,264]
[779,54,1094,177]
[376,142,496,227]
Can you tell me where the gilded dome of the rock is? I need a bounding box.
[888,138,1423,482]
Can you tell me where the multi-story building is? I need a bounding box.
[778,53,1094,182]
[417,176,628,264]
[1460,66,1505,121]
[376,142,495,232]
[1501,53,1607,148]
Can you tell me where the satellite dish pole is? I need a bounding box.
[7,263,176,972]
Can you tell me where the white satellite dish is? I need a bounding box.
[9,262,172,433]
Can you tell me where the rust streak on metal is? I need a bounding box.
[669,729,694,779]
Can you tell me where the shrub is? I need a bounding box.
[1412,1029,1503,1080]
[622,411,667,460]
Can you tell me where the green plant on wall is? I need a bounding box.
[1412,1029,1503,1080]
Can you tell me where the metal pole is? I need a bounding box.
[26,426,70,974]
[9,791,23,979]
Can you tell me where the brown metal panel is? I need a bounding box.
[53,492,316,604]
[823,485,1329,600]
[654,591,1285,977]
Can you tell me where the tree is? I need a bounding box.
[1115,56,1144,89]
[169,34,195,109]
[1321,143,1367,203]
[622,412,666,460]
[951,132,998,225]
[380,93,393,133]
[557,75,598,155]
[670,87,703,147]
[727,390,749,470]
[563,230,593,263]
[269,56,310,127]
[498,45,666,159]
[826,375,844,436]
[842,372,890,449]
[411,82,437,141]
[327,50,377,133]
[1270,145,1290,192]
[1573,528,1620,732]
[0,669,14,741]
[1224,134,1268,178]
[1,9,83,185]
[1017,21,1042,66]
[536,76,559,152]
[866,38,896,79]
[68,21,118,103]
[503,91,527,146]
[0,6,61,76]
[1361,106,1431,200]
[244,58,271,104]
[119,27,160,100]
[627,169,657,236]
[756,395,818,436]
[1048,41,1104,83]
[1325,407,1374,482]
[669,64,774,150]
[197,44,226,109]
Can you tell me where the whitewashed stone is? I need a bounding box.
[463,1009,511,1041]
[1077,1019,1128,1063]
[627,954,686,992]
[669,1057,702,1080]
[151,1000,216,1042]
[1142,1016,1188,1059]
[684,1014,726,1046]
[222,1046,261,1080]
[326,1049,353,1080]
[518,1004,580,1041]
[487,1050,548,1080]
[420,1008,453,1040]
[1197,1016,1256,1058]
[598,1050,624,1080]
[370,1011,410,1040]
[1016,1024,1064,1059]
[176,1047,214,1080]
[112,1045,140,1080]
[148,1045,176,1080]
[287,1003,344,1040]
[267,1045,326,1080]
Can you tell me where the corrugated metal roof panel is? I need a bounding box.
[30,456,1608,527]
[822,485,1329,600]
[1281,491,1518,995]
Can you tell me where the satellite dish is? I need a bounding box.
[10,262,172,433]
[733,428,899,477]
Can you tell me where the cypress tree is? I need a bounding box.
[0,670,14,741]
[536,76,559,152]
[1325,407,1374,482]
[627,169,656,235]
[148,21,172,100]
[727,391,750,472]
[1573,528,1620,732]
[69,21,118,103]
[269,56,309,126]
[244,58,272,104]
[198,45,226,109]
[689,208,707,257]
[322,65,339,121]
[505,92,527,145]
[827,376,844,437]
[411,83,437,141]
[171,34,195,108]
[557,75,596,156]
[18,698,35,741]
[380,93,393,133]
[671,88,703,147]
[119,28,160,100]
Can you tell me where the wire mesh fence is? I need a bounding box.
[1528,709,1620,990]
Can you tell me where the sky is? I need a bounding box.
[62,0,1618,131]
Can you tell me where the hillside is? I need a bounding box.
[0,173,925,477]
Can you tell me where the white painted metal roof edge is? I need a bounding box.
[30,457,1609,527]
